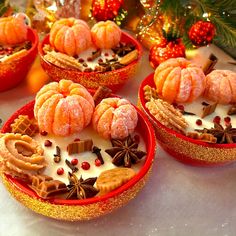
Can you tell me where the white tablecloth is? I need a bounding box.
[0,44,236,236]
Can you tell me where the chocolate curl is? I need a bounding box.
[203,53,218,75]
[67,139,93,155]
[93,86,112,105]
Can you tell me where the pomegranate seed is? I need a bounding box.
[87,57,92,62]
[44,140,52,147]
[213,116,221,124]
[71,158,78,166]
[40,130,48,136]
[98,58,103,63]
[177,105,185,111]
[81,161,90,170]
[57,167,64,175]
[224,116,231,124]
[196,119,202,126]
[79,58,84,63]
[104,52,109,56]
[95,159,102,167]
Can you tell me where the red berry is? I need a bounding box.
[87,57,92,62]
[81,161,90,170]
[57,167,64,175]
[79,58,84,63]
[104,52,109,56]
[98,58,103,63]
[40,130,48,136]
[44,140,52,147]
[213,116,221,124]
[95,159,102,167]
[196,119,202,126]
[74,138,80,142]
[224,116,231,124]
[71,158,78,166]
[177,105,185,111]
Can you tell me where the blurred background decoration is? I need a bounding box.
[1,0,236,60]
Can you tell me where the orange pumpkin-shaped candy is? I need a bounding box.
[91,20,121,49]
[92,97,138,139]
[49,18,92,56]
[204,70,236,104]
[34,79,95,136]
[0,15,27,45]
[154,57,206,103]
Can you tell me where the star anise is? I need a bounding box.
[66,172,99,200]
[195,123,236,144]
[105,135,146,168]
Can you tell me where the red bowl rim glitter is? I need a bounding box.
[38,31,142,74]
[139,73,236,149]
[1,97,156,206]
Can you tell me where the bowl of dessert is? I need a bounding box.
[0,14,38,92]
[38,18,142,92]
[0,79,156,220]
[138,57,236,166]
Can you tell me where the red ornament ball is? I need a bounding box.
[149,38,186,69]
[188,20,215,47]
[92,0,123,21]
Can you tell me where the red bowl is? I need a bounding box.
[1,98,156,220]
[38,32,142,92]
[0,28,38,92]
[138,73,236,167]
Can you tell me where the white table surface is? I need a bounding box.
[0,44,236,236]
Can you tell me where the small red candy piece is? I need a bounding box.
[40,130,48,136]
[213,116,221,124]
[44,140,52,147]
[177,105,185,111]
[104,52,109,56]
[95,159,102,167]
[196,119,202,126]
[74,138,80,142]
[87,57,92,62]
[81,161,90,170]
[71,158,78,166]
[79,58,84,63]
[57,167,64,175]
[224,116,231,124]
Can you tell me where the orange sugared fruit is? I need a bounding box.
[34,80,95,136]
[0,15,27,45]
[92,97,138,139]
[49,18,92,56]
[154,57,206,103]
[204,70,236,104]
[91,20,121,49]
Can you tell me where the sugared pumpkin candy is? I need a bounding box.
[34,79,95,136]
[92,97,138,139]
[0,15,28,45]
[154,57,206,103]
[49,18,92,56]
[91,20,121,49]
[204,70,236,104]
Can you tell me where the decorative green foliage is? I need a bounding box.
[154,0,236,48]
